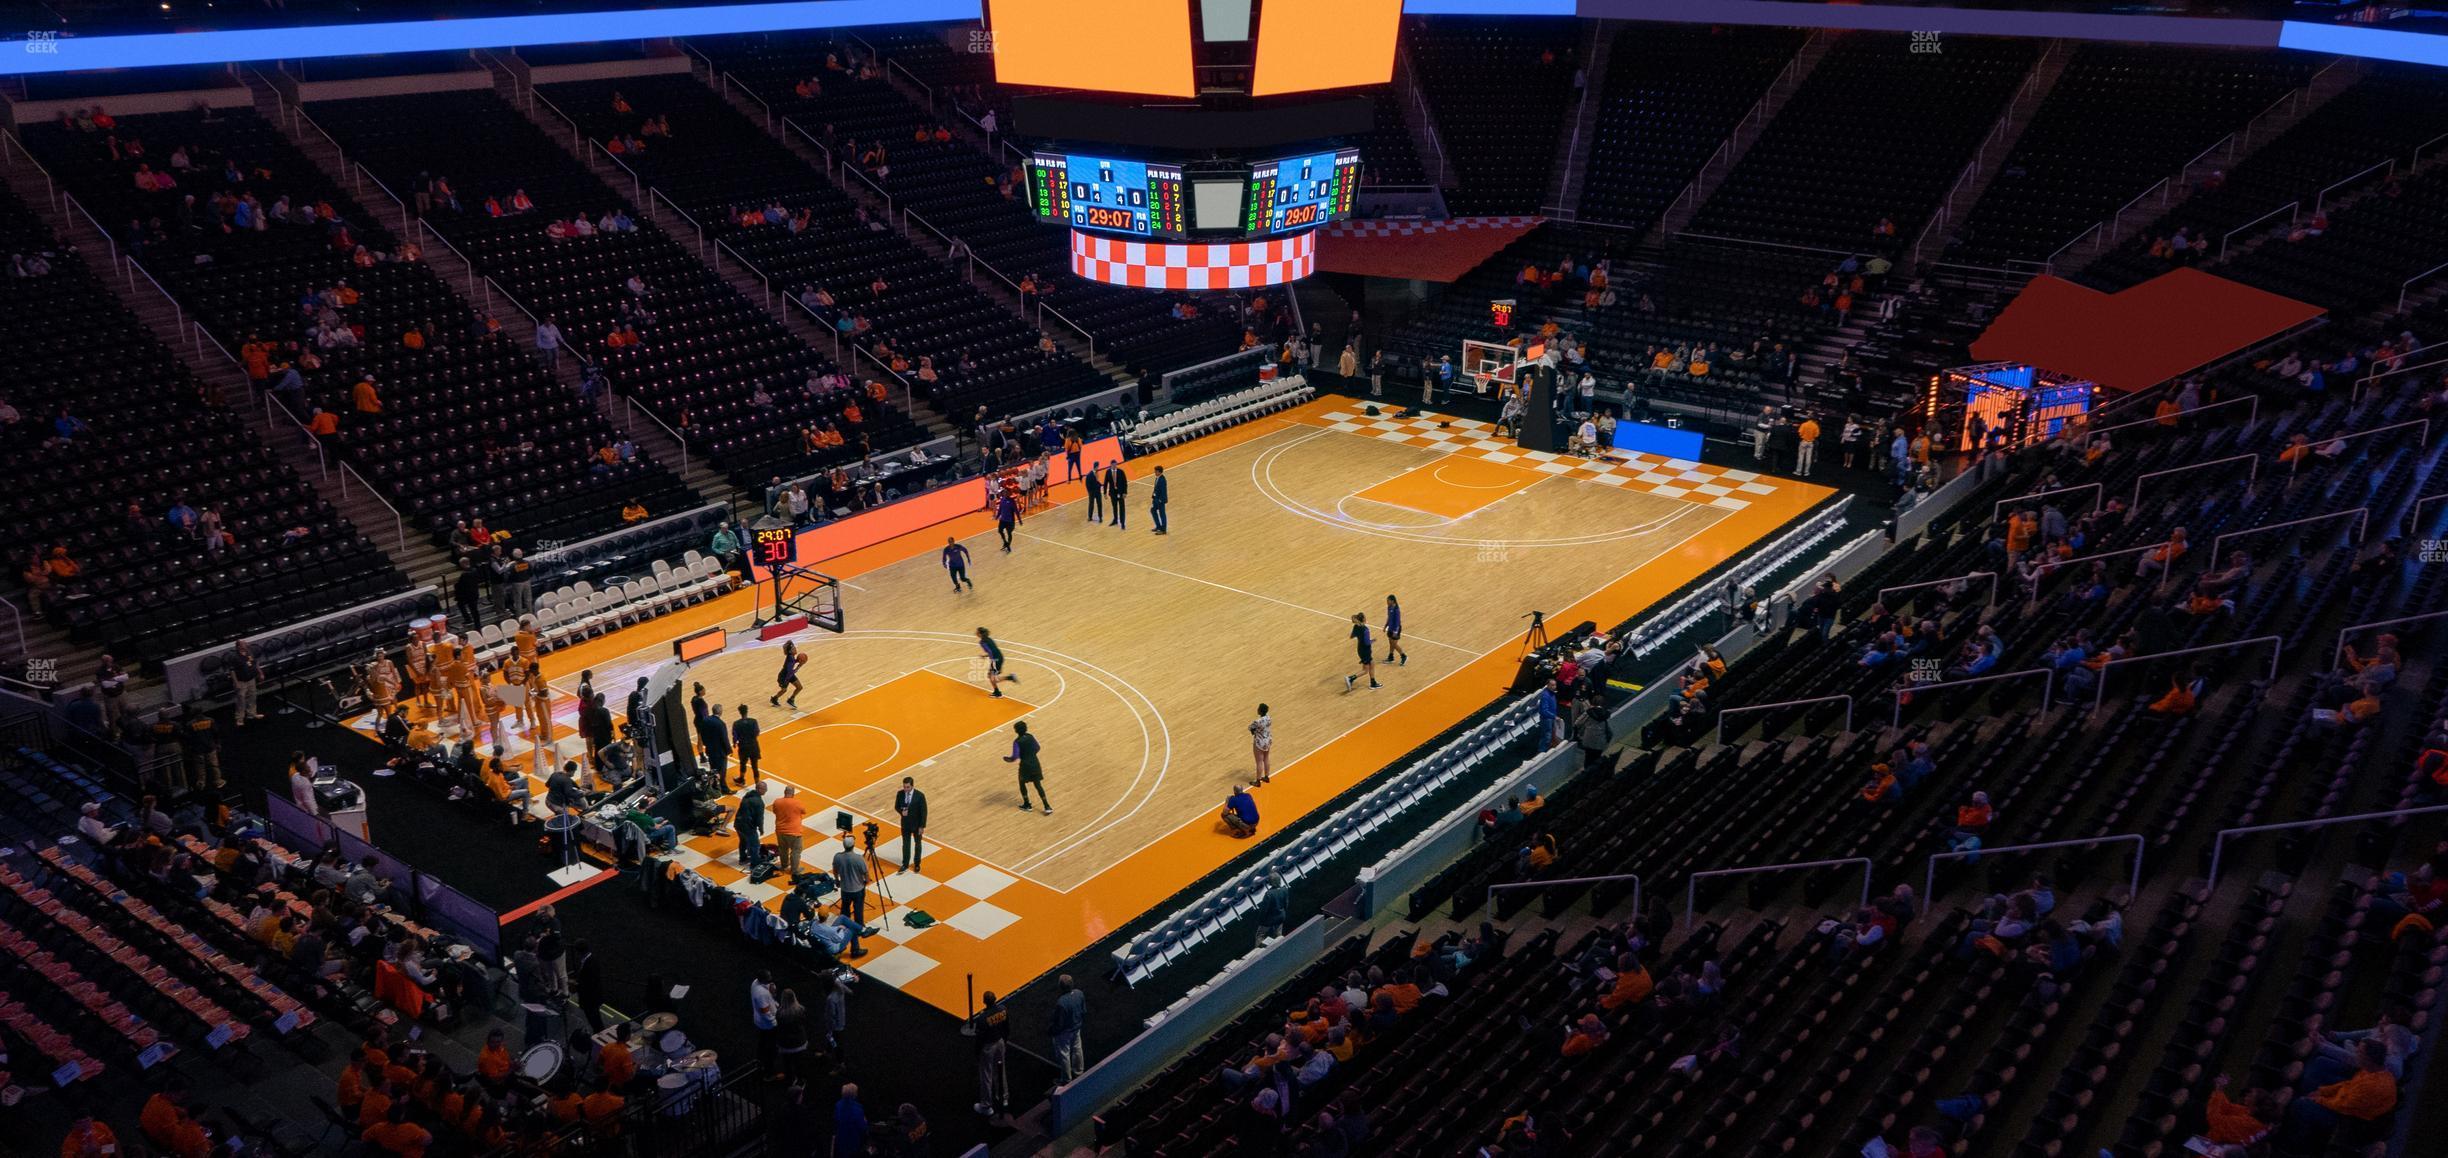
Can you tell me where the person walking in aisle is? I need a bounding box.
[1384,594,1408,666]
[1345,613,1382,691]
[894,776,927,872]
[1084,462,1105,523]
[1005,720,1050,812]
[941,536,974,592]
[1106,464,1129,529]
[1249,703,1274,785]
[771,640,804,709]
[1149,465,1169,535]
[1050,975,1086,1083]
[976,627,1018,697]
[733,704,763,781]
[830,831,870,958]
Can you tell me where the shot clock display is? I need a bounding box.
[1030,147,1354,241]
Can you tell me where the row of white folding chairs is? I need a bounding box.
[1129,379,1314,451]
[470,557,733,666]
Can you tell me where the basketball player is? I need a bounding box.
[1383,595,1408,666]
[771,640,804,708]
[1249,703,1274,785]
[733,704,763,780]
[942,536,975,592]
[1344,614,1381,691]
[1004,720,1050,813]
[995,488,1020,553]
[976,627,1019,698]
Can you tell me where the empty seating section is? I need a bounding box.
[24,106,688,554]
[1691,33,2039,250]
[706,38,1243,383]
[541,74,1109,420]
[1099,346,2448,1155]
[0,179,407,665]
[1948,45,2311,266]
[2083,66,2448,292]
[1576,24,1806,233]
[308,89,916,492]
[1406,17,1581,215]
[2220,160,2448,316]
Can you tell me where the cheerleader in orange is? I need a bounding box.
[404,632,436,713]
[513,616,541,668]
[477,664,512,747]
[366,650,401,718]
[523,660,553,741]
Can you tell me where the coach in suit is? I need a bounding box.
[1083,463,1105,523]
[1149,465,1169,535]
[894,776,928,873]
[695,706,731,782]
[1106,464,1129,529]
[732,704,763,781]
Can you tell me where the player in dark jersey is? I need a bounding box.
[770,640,804,708]
[1384,594,1408,666]
[942,536,975,592]
[1345,613,1381,691]
[977,627,1019,698]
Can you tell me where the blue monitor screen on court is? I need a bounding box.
[1611,419,1706,463]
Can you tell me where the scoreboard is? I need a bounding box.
[1246,149,1360,237]
[1029,152,1185,238]
[1029,146,1356,241]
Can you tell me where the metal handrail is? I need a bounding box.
[61,192,115,265]
[2416,130,2448,168]
[529,85,585,151]
[619,397,691,476]
[2220,201,2298,260]
[414,219,482,298]
[2291,419,2431,464]
[2132,453,2260,507]
[1041,303,1094,359]
[264,391,328,478]
[2410,493,2448,538]
[354,161,412,233]
[1879,571,1998,608]
[1715,694,1852,743]
[1674,231,1861,261]
[1,128,60,210]
[722,71,774,130]
[2315,158,2395,213]
[1686,857,1871,927]
[2090,635,2282,710]
[714,238,770,309]
[2210,508,2368,567]
[1892,667,2053,728]
[2208,804,2448,886]
[650,189,706,257]
[123,256,183,329]
[887,59,934,111]
[853,343,919,416]
[680,40,718,78]
[1925,834,2141,909]
[972,251,1025,296]
[843,162,893,217]
[338,461,409,550]
[1489,873,1639,918]
[2083,393,2258,444]
[782,117,834,176]
[2356,350,2448,394]
[0,597,26,664]
[2043,220,2101,270]
[193,322,244,393]
[1992,482,2102,522]
[2332,609,2448,671]
[2401,259,2448,315]
[904,207,952,252]
[591,139,642,206]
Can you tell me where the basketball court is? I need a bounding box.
[359,395,1830,1014]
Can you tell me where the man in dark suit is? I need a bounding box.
[695,705,731,783]
[1106,464,1128,529]
[732,704,763,781]
[893,776,928,873]
[1083,462,1105,523]
[1149,464,1169,535]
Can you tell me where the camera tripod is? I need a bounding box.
[858,826,898,933]
[1517,610,1550,660]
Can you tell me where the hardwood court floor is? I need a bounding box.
[452,398,1831,1013]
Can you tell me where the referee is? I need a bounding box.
[976,627,1018,698]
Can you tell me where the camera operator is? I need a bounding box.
[830,830,871,959]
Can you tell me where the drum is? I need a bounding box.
[639,1011,679,1035]
[519,1041,563,1084]
[656,1072,697,1116]
[678,1050,721,1090]
[658,1029,689,1056]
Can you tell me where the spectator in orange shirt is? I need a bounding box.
[770,784,809,879]
[363,1102,432,1158]
[352,377,382,414]
[476,1027,514,1093]
[600,1037,638,1087]
[581,1080,626,1134]
[2282,1039,2397,1145]
[1561,1013,1609,1057]
[140,1087,212,1158]
[59,1113,118,1158]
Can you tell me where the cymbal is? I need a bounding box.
[677,1049,719,1069]
[639,1011,679,1034]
